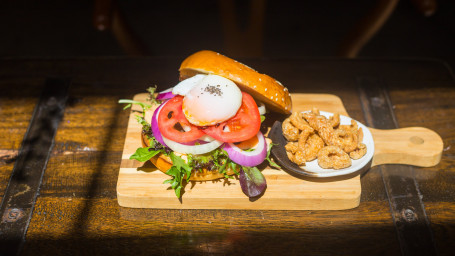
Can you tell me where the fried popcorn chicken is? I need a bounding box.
[285,142,299,154]
[282,118,300,141]
[290,112,313,132]
[297,129,312,149]
[357,127,364,143]
[303,134,324,161]
[317,146,352,169]
[286,151,295,162]
[329,113,340,128]
[349,143,367,160]
[293,150,307,166]
[286,148,306,166]
[334,128,358,153]
[282,108,367,170]
[339,119,358,133]
[302,112,337,146]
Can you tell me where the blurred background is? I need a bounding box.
[0,0,454,68]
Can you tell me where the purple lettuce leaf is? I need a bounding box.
[239,167,267,197]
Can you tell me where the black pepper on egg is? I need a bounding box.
[204,85,223,96]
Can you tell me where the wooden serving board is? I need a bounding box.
[117,93,443,210]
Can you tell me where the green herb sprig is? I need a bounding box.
[265,143,281,169]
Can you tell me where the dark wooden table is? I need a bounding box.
[0,57,454,256]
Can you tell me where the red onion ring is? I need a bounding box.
[156,88,175,100]
[223,132,267,167]
[151,101,167,146]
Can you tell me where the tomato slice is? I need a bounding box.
[157,95,205,143]
[202,92,261,143]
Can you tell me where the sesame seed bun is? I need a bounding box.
[179,50,292,114]
[143,50,289,181]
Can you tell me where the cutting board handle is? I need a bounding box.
[370,127,443,167]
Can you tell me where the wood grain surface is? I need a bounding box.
[117,93,442,210]
[0,79,44,205]
[118,93,363,210]
[0,57,454,255]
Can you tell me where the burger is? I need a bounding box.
[120,50,292,198]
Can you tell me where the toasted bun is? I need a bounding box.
[179,50,292,114]
[142,133,236,181]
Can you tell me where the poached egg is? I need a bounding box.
[172,74,242,126]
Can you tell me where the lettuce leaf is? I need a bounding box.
[130,147,161,162]
[163,152,193,198]
[239,167,267,197]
